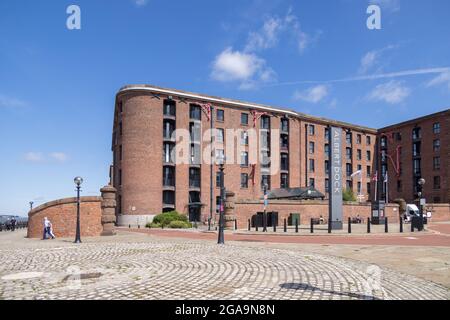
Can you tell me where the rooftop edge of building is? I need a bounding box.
[378,108,450,131]
[116,84,378,134]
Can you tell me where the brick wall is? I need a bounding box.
[27,197,102,238]
[424,203,450,222]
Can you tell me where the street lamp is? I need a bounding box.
[418,178,426,220]
[74,176,83,244]
[217,153,225,245]
[263,184,268,232]
[29,201,34,211]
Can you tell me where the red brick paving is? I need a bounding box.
[120,226,450,247]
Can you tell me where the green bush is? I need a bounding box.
[343,188,357,202]
[152,211,189,228]
[145,222,162,229]
[168,220,192,229]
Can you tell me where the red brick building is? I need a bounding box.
[111,85,448,226]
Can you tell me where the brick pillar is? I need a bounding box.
[101,185,117,236]
[224,191,236,230]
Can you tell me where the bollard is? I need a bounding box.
[295,219,299,233]
[235,219,238,231]
[367,218,371,234]
[411,219,414,232]
[400,217,403,233]
[273,215,276,233]
[248,219,251,231]
[129,224,131,229]
[256,222,258,232]
[138,225,140,229]
[385,217,388,233]
[310,218,314,234]
[284,219,287,233]
[348,217,352,234]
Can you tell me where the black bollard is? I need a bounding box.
[400,217,403,233]
[235,219,238,231]
[385,217,388,233]
[256,222,258,232]
[248,219,251,231]
[411,219,414,232]
[295,219,299,233]
[367,218,371,234]
[310,218,314,234]
[273,215,276,233]
[348,217,352,234]
[284,219,287,233]
[129,224,131,229]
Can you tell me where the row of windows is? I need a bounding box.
[309,126,373,145]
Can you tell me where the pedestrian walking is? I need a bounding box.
[43,217,55,240]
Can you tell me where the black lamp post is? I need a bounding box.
[74,176,83,244]
[217,154,225,245]
[29,201,34,211]
[263,184,268,232]
[418,178,426,220]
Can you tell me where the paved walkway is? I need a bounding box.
[0,230,448,300]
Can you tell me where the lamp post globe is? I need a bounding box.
[74,176,83,243]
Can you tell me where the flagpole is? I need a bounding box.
[374,171,378,202]
[385,173,389,204]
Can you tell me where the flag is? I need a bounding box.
[372,170,378,182]
[350,170,362,179]
[384,172,389,183]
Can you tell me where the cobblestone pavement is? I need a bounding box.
[0,231,448,300]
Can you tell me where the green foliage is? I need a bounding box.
[342,188,357,202]
[168,220,192,229]
[152,211,189,228]
[146,222,161,229]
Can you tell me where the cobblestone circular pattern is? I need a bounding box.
[0,239,448,300]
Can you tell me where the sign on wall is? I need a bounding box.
[329,127,343,230]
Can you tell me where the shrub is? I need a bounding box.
[152,211,189,228]
[145,222,162,229]
[343,188,357,202]
[168,220,192,229]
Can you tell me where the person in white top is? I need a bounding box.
[43,217,56,240]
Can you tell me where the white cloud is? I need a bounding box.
[24,152,44,162]
[133,0,148,7]
[0,95,27,108]
[358,45,396,74]
[50,152,68,162]
[367,80,410,104]
[369,0,400,12]
[211,47,275,88]
[426,71,450,91]
[293,85,329,103]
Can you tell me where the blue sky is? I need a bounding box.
[1,0,449,215]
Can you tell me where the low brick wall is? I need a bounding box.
[234,200,401,228]
[424,203,450,222]
[27,196,102,238]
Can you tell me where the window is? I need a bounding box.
[346,132,352,145]
[413,159,421,175]
[261,116,270,130]
[433,122,441,134]
[309,178,315,188]
[434,176,441,190]
[357,149,362,161]
[346,148,352,160]
[325,160,330,175]
[163,120,175,139]
[119,101,123,113]
[366,150,371,161]
[413,142,421,157]
[433,139,440,152]
[281,153,289,171]
[309,141,315,154]
[397,180,402,192]
[280,173,289,189]
[261,175,271,190]
[309,159,315,172]
[325,179,330,193]
[308,124,315,136]
[280,135,289,149]
[189,168,201,188]
[367,183,371,196]
[324,144,330,158]
[324,128,330,141]
[216,172,221,188]
[118,169,122,186]
[357,182,362,194]
[380,136,387,148]
[357,164,362,171]
[346,180,353,190]
[189,122,201,142]
[241,151,249,167]
[346,163,352,177]
[215,149,224,162]
[163,167,175,187]
[395,132,402,141]
[241,131,249,145]
[366,166,371,178]
[356,134,362,144]
[119,122,123,136]
[216,109,224,122]
[241,173,249,189]
[412,127,421,140]
[366,136,371,145]
[281,118,289,132]
[216,128,224,144]
[119,145,123,161]
[163,143,174,163]
[163,100,176,116]
[189,104,201,120]
[241,113,249,125]
[433,157,440,170]
[163,191,175,205]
